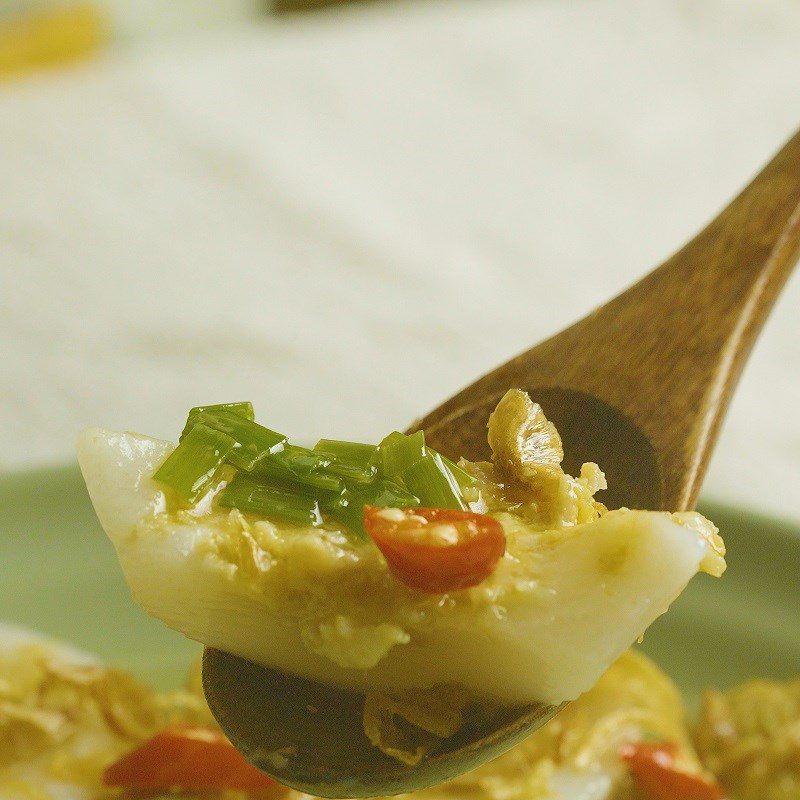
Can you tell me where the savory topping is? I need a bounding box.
[219,473,324,527]
[378,431,465,511]
[694,677,800,800]
[362,649,712,799]
[315,439,379,484]
[671,511,727,578]
[180,401,256,439]
[182,405,286,471]
[154,422,237,503]
[487,388,564,499]
[104,724,278,792]
[363,506,506,593]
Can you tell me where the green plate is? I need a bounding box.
[1,466,798,699]
[0,465,200,689]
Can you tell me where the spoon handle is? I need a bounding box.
[421,129,800,510]
[563,127,800,508]
[576,133,800,509]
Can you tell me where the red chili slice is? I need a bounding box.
[103,724,278,792]
[363,505,506,593]
[620,741,723,800]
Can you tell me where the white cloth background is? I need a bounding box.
[2,0,800,519]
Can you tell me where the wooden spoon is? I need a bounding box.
[203,129,800,797]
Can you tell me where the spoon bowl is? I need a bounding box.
[204,128,800,797]
[203,649,560,797]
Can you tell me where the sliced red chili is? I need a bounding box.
[103,724,277,792]
[364,505,506,593]
[620,741,723,800]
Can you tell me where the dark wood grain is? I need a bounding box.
[415,129,800,511]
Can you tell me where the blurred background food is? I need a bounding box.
[1,0,799,522]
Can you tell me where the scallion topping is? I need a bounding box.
[180,402,254,441]
[314,439,377,469]
[320,490,366,538]
[195,409,286,471]
[255,445,342,493]
[218,473,322,527]
[313,439,378,484]
[363,480,421,509]
[322,480,419,538]
[379,430,426,478]
[161,402,474,538]
[154,423,235,503]
[401,451,465,510]
[281,444,332,473]
[325,461,376,485]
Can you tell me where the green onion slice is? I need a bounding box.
[154,423,235,503]
[195,409,286,471]
[254,445,342,493]
[314,439,378,484]
[322,480,420,538]
[321,491,366,538]
[379,430,426,478]
[364,481,421,509]
[218,473,322,527]
[314,439,376,468]
[180,402,254,441]
[401,452,465,510]
[325,461,376,485]
[281,444,332,473]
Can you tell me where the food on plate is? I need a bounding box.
[694,677,800,800]
[1,623,732,800]
[77,390,725,762]
[365,649,723,800]
[0,622,281,800]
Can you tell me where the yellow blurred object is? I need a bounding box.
[0,3,106,80]
[695,678,800,800]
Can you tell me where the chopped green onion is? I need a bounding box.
[322,480,420,539]
[401,452,465,510]
[295,470,342,493]
[325,461,376,485]
[379,430,426,478]
[154,423,235,504]
[314,439,377,469]
[180,402,254,441]
[281,444,332,473]
[164,401,477,535]
[360,480,420,509]
[250,454,297,485]
[313,439,378,485]
[195,409,286,471]
[321,490,366,538]
[254,445,342,493]
[436,453,477,490]
[218,473,322,527]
